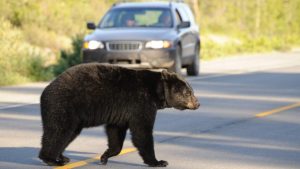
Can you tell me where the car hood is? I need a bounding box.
[84,28,177,41]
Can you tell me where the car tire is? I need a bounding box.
[187,45,200,76]
[169,45,182,75]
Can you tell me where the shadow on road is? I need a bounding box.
[105,160,146,167]
[0,147,41,165]
[0,147,98,166]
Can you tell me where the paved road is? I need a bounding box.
[0,51,300,169]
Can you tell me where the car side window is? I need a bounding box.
[175,9,183,25]
[176,7,189,22]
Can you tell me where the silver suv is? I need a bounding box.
[82,1,200,76]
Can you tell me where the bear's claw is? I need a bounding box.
[41,158,67,166]
[39,154,69,166]
[148,160,168,167]
[59,154,70,164]
[100,156,108,165]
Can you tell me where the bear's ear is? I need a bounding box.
[161,69,169,80]
[161,70,178,80]
[160,70,172,108]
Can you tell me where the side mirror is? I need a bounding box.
[87,22,96,30]
[177,21,191,29]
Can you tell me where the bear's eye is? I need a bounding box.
[183,90,191,96]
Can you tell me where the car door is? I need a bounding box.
[176,6,197,61]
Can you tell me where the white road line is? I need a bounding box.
[187,71,245,81]
[188,64,300,81]
[0,103,37,110]
[0,113,40,121]
[189,73,241,80]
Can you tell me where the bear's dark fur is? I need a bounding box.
[39,63,199,167]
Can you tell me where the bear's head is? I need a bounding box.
[161,70,200,110]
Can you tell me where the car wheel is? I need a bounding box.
[187,45,200,76]
[169,45,182,75]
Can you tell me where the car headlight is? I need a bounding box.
[83,40,104,50]
[145,40,172,49]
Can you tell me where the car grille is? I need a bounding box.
[107,41,142,51]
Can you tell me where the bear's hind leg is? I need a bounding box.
[58,126,83,164]
[39,129,74,166]
[100,124,127,165]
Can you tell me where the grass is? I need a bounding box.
[0,19,54,86]
[201,34,300,60]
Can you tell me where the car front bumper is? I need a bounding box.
[82,48,176,69]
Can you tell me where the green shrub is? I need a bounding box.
[28,56,54,81]
[52,35,83,76]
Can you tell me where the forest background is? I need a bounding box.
[0,0,299,86]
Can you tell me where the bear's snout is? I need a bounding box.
[186,96,200,110]
[193,101,200,109]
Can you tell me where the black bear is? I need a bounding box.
[39,63,199,167]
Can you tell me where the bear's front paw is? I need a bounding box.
[41,158,67,166]
[59,154,70,164]
[100,156,108,165]
[148,160,168,167]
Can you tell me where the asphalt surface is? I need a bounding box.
[0,51,300,169]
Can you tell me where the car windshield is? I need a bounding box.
[99,8,173,28]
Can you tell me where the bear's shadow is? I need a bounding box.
[102,160,146,168]
[0,147,93,166]
[0,147,145,167]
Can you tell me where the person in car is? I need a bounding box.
[121,13,136,27]
[156,11,172,27]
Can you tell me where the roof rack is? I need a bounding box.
[168,0,184,7]
[169,0,184,2]
[114,0,184,3]
[112,0,184,7]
